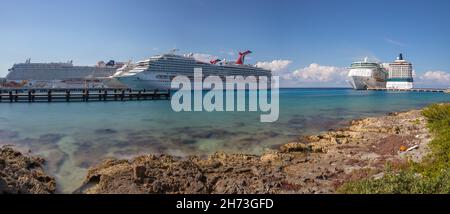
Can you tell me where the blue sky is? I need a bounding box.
[1,0,449,87]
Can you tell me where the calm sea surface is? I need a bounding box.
[0,88,449,192]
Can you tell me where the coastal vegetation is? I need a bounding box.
[339,103,450,194]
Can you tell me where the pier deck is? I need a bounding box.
[367,88,448,93]
[0,88,171,103]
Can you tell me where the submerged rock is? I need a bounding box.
[0,130,19,139]
[94,128,118,135]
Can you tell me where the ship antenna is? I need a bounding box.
[169,48,179,54]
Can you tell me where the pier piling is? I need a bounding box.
[32,90,35,102]
[104,90,107,101]
[28,90,32,102]
[66,90,70,102]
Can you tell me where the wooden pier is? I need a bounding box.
[0,88,171,103]
[367,88,448,93]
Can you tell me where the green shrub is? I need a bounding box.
[339,103,450,194]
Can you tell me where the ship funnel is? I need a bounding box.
[236,50,252,65]
[398,53,403,60]
[106,60,116,66]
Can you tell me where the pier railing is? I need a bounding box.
[0,88,171,103]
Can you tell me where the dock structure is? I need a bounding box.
[0,88,171,103]
[367,88,447,93]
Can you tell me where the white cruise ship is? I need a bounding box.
[386,54,414,89]
[4,59,124,88]
[113,50,272,90]
[347,57,388,90]
[6,59,123,80]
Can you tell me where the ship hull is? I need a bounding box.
[348,76,386,90]
[115,72,272,90]
[115,75,171,90]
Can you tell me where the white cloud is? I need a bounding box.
[420,71,450,84]
[288,63,347,83]
[255,60,292,73]
[192,53,218,63]
[384,37,407,47]
[219,50,236,57]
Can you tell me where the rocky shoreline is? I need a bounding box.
[0,147,56,194]
[1,108,432,194]
[75,108,431,194]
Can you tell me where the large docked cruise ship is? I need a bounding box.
[4,59,124,88]
[386,54,414,89]
[6,59,122,80]
[113,50,272,90]
[347,57,388,90]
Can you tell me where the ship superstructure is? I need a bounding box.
[113,50,272,90]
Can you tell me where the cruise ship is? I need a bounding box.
[386,54,414,89]
[347,57,388,90]
[4,59,123,88]
[113,50,272,90]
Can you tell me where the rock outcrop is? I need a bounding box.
[0,146,56,194]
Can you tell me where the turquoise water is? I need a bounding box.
[0,88,449,192]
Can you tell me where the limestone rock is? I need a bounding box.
[0,146,55,194]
